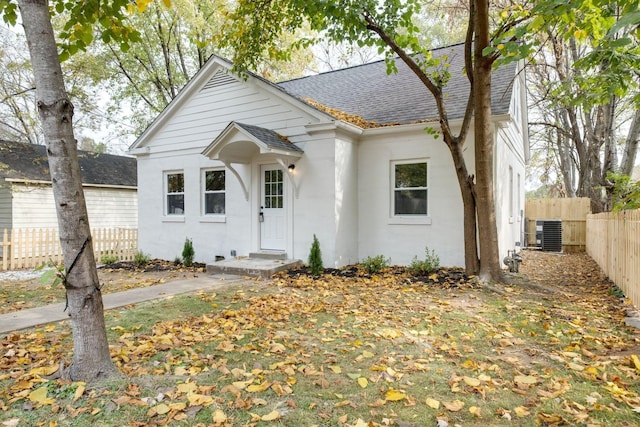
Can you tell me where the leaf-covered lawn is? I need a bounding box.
[1,251,639,426]
[0,260,206,314]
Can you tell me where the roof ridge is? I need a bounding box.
[278,41,466,85]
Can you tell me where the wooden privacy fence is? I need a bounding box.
[0,227,138,270]
[525,198,591,252]
[587,210,640,309]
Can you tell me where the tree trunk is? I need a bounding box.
[18,0,120,381]
[473,0,502,282]
[448,138,480,274]
[621,109,640,176]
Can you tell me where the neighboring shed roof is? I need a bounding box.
[0,140,137,187]
[235,122,303,152]
[278,43,516,126]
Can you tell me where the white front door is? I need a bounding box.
[260,164,286,250]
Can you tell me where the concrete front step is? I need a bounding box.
[248,251,287,260]
[206,256,302,278]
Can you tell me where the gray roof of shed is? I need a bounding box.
[278,43,516,126]
[0,140,137,187]
[235,122,303,152]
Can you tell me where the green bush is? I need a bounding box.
[100,254,118,265]
[133,251,150,267]
[173,257,182,266]
[182,238,195,267]
[361,254,390,274]
[308,234,323,276]
[408,246,440,275]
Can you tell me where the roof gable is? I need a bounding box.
[129,57,333,152]
[202,122,303,164]
[0,140,137,187]
[278,43,517,126]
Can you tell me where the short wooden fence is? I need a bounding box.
[0,227,138,270]
[587,210,640,309]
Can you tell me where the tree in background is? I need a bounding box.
[0,27,115,150]
[93,0,315,139]
[524,0,640,212]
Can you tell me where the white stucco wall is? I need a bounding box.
[288,132,339,266]
[357,124,474,267]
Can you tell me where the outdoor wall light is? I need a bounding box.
[288,164,295,172]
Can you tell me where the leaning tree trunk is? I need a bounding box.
[18,0,120,381]
[473,0,503,282]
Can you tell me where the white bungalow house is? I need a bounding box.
[129,43,528,268]
[0,140,138,231]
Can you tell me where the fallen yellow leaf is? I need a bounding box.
[212,409,227,424]
[177,382,197,394]
[385,389,407,401]
[73,382,85,402]
[443,400,464,412]
[463,376,481,387]
[514,375,538,385]
[261,410,281,421]
[329,365,342,374]
[153,403,171,416]
[28,387,54,405]
[631,354,640,373]
[425,397,440,409]
[469,406,481,417]
[357,377,368,388]
[514,406,530,417]
[247,381,271,392]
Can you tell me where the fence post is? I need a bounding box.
[2,228,8,271]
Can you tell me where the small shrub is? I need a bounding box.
[173,257,182,266]
[361,254,390,274]
[182,238,195,267]
[308,234,323,276]
[101,254,118,265]
[408,246,440,275]
[133,251,150,267]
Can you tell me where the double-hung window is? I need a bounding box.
[166,172,184,215]
[393,161,428,216]
[203,169,225,214]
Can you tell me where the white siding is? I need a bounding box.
[141,71,320,155]
[495,123,527,261]
[10,183,137,230]
[0,183,12,230]
[84,188,137,228]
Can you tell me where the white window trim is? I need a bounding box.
[388,159,431,225]
[164,170,184,217]
[201,168,226,219]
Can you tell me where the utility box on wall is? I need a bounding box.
[535,219,562,252]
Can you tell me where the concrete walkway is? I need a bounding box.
[0,274,250,335]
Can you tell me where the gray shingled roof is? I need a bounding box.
[235,122,303,152]
[278,43,516,125]
[0,140,137,187]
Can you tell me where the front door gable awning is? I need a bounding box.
[202,121,303,164]
[202,122,304,201]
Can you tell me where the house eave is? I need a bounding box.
[5,178,137,190]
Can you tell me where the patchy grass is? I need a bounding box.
[0,260,206,314]
[1,252,640,426]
